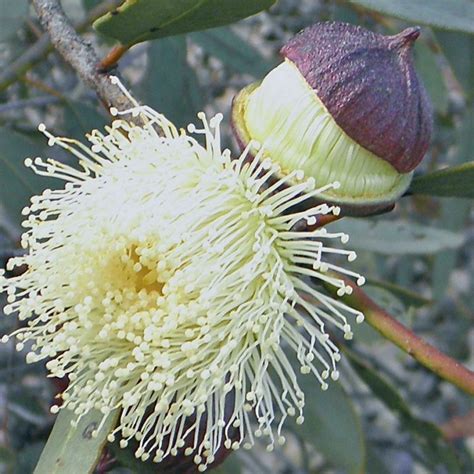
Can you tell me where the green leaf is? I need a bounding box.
[34,408,119,474]
[190,27,275,77]
[410,162,474,198]
[413,40,448,115]
[291,378,365,474]
[429,110,473,297]
[94,0,276,46]
[0,128,54,222]
[206,454,241,474]
[63,101,108,136]
[347,0,474,34]
[437,33,474,94]
[367,278,431,308]
[0,0,28,42]
[15,443,44,474]
[0,446,15,469]
[364,285,406,318]
[365,445,390,474]
[82,0,101,10]
[108,441,157,474]
[8,389,48,426]
[347,352,461,473]
[141,36,204,127]
[410,108,473,198]
[327,218,464,254]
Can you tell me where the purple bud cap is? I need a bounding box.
[281,22,433,173]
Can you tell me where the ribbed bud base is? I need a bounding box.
[232,60,412,215]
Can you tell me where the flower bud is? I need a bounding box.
[232,22,433,215]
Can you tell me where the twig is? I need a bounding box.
[0,96,60,114]
[26,18,44,39]
[21,77,64,99]
[0,34,51,91]
[31,0,134,112]
[326,276,474,396]
[0,0,122,92]
[440,410,474,440]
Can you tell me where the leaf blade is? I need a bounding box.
[366,278,432,308]
[94,0,276,45]
[327,218,464,254]
[0,128,53,222]
[347,352,461,473]
[141,36,205,127]
[34,408,118,474]
[291,378,366,474]
[410,161,474,198]
[410,108,473,198]
[347,0,474,34]
[190,27,275,77]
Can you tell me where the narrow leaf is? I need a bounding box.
[34,408,118,474]
[367,278,431,308]
[63,101,107,136]
[410,108,473,198]
[0,128,54,222]
[141,36,204,127]
[410,161,474,198]
[347,0,474,34]
[429,110,473,297]
[414,40,448,115]
[210,455,242,474]
[437,33,474,94]
[327,218,464,254]
[94,0,276,46]
[291,378,366,474]
[190,27,275,77]
[347,352,461,473]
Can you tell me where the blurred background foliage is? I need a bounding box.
[0,0,473,473]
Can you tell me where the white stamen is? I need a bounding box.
[0,80,364,465]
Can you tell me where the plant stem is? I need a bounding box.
[98,44,130,72]
[331,277,474,396]
[31,0,134,112]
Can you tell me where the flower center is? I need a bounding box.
[127,245,164,295]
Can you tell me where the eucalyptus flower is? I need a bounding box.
[1,78,364,471]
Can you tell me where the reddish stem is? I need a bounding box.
[308,213,341,230]
[97,44,129,73]
[334,277,474,396]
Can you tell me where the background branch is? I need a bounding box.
[0,1,122,91]
[0,96,60,114]
[31,0,133,112]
